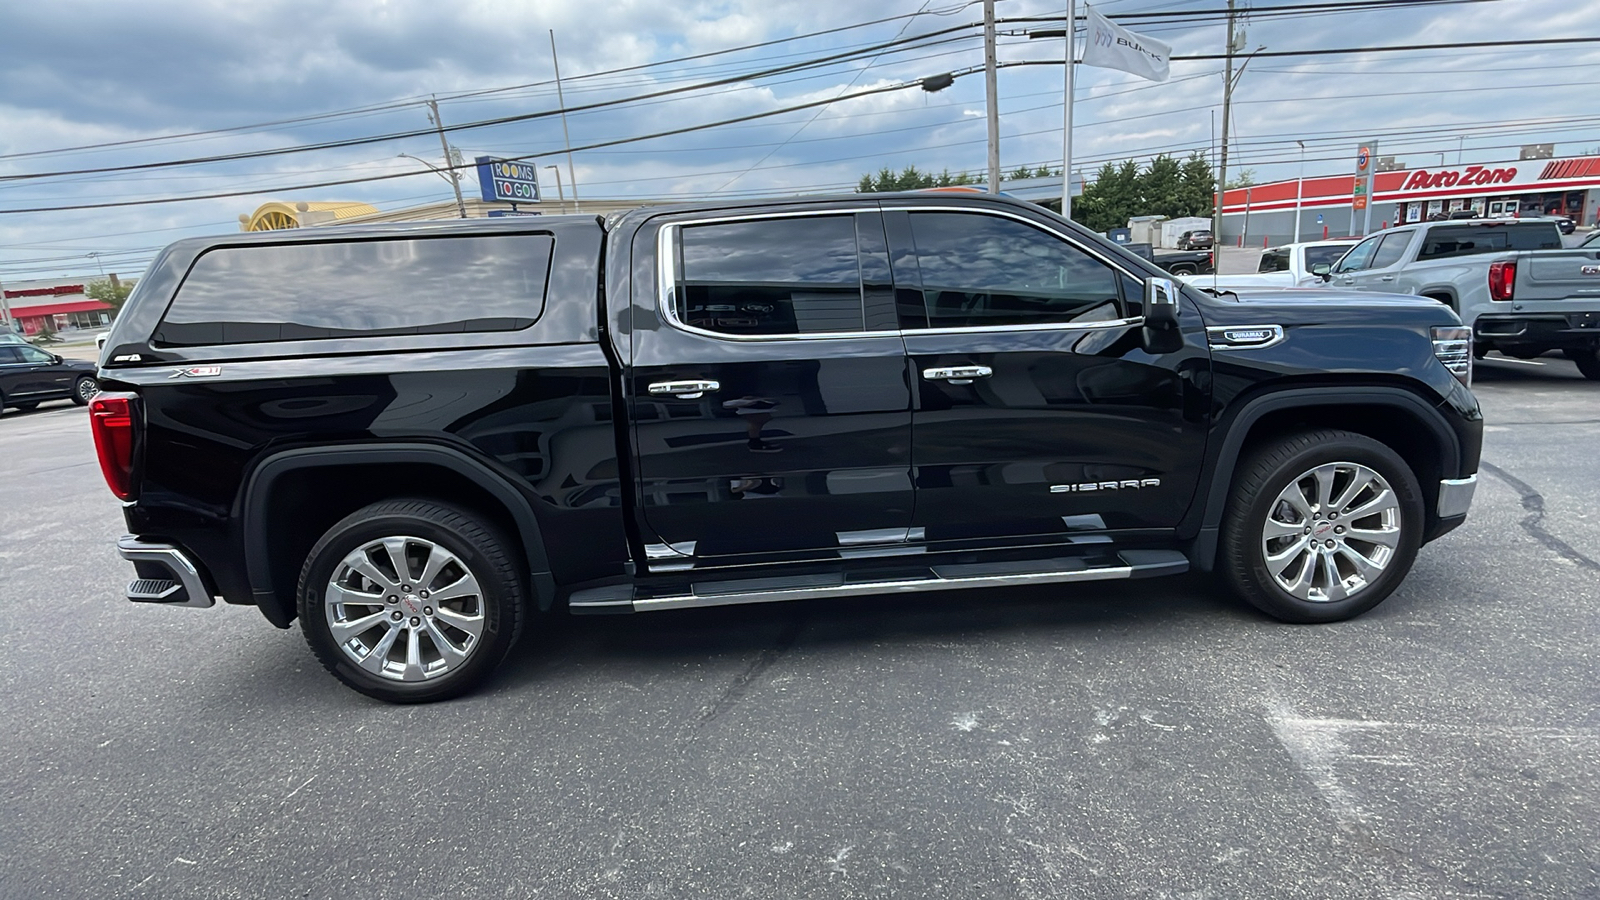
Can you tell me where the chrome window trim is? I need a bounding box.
[654,205,1150,344]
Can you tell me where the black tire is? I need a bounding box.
[1169,264,1198,276]
[71,376,98,406]
[1220,429,1425,624]
[1472,344,1488,360]
[298,499,527,703]
[1566,348,1600,381]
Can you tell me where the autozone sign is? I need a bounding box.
[1402,166,1517,190]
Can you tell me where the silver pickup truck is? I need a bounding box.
[1324,219,1600,378]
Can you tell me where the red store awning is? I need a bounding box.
[12,300,113,318]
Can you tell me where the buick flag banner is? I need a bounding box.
[1081,4,1171,82]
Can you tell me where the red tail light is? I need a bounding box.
[89,392,139,501]
[1488,260,1516,301]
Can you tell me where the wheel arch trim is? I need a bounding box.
[241,443,554,627]
[1189,386,1462,571]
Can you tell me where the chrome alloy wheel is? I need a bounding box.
[323,536,485,682]
[1261,462,1402,603]
[75,377,98,402]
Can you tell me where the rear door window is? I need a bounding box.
[672,215,865,337]
[156,233,553,346]
[1258,249,1290,273]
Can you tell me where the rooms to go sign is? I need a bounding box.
[475,157,541,203]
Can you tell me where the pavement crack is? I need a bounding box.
[1480,461,1600,572]
[697,614,804,726]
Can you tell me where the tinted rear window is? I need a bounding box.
[1416,224,1562,261]
[155,234,553,346]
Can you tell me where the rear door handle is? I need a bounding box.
[648,379,719,400]
[923,365,992,386]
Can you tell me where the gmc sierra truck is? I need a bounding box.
[93,193,1482,702]
[1322,218,1600,376]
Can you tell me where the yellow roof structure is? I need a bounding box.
[242,201,381,232]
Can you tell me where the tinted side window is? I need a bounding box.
[1259,249,1290,273]
[1333,236,1381,272]
[0,347,21,364]
[1303,244,1351,270]
[907,212,1122,329]
[19,346,54,364]
[1369,232,1412,269]
[675,216,863,337]
[1417,226,1507,260]
[156,234,552,346]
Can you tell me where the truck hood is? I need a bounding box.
[1190,285,1463,327]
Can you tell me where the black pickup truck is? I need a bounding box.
[93,193,1482,702]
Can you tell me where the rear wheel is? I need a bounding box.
[298,499,527,703]
[1568,348,1600,380]
[1221,430,1424,623]
[72,376,98,405]
[1168,263,1198,276]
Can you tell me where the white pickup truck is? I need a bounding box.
[1182,240,1358,289]
[1321,219,1600,378]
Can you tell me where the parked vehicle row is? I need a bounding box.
[0,342,99,414]
[1320,219,1600,377]
[1180,240,1358,289]
[93,193,1480,702]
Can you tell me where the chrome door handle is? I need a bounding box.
[648,379,719,400]
[1380,275,1395,282]
[923,365,992,386]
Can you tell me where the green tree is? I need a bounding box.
[1141,154,1184,219]
[87,278,136,316]
[857,165,976,192]
[1225,168,1256,190]
[1177,151,1216,218]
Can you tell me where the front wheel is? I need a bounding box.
[1168,264,1198,276]
[72,376,98,405]
[298,500,527,703]
[1220,430,1424,623]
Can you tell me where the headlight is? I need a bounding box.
[1431,326,1472,386]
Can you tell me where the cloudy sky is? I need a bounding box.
[1,0,1596,283]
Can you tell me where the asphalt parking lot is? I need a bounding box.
[1,358,1596,899]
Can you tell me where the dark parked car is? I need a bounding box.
[95,193,1480,702]
[1176,229,1213,250]
[1554,217,1575,235]
[0,343,99,413]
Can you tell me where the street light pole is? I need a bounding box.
[424,97,468,219]
[544,165,566,214]
[550,30,582,212]
[1212,0,1236,252]
[1293,140,1305,242]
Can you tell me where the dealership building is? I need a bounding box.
[1,279,114,337]
[1217,154,1600,245]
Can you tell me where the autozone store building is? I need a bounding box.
[1217,155,1600,246]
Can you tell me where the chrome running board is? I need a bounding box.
[569,549,1188,614]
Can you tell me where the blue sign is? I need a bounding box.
[475,156,540,203]
[1316,214,1324,224]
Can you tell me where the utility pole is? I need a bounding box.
[1212,0,1237,251]
[425,97,469,219]
[1062,0,1076,220]
[550,30,582,211]
[983,0,1000,193]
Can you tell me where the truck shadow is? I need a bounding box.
[495,574,1250,689]
[1473,355,1590,384]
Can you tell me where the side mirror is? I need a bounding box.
[1310,263,1332,277]
[51,354,63,364]
[1143,276,1179,328]
[1142,276,1183,354]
